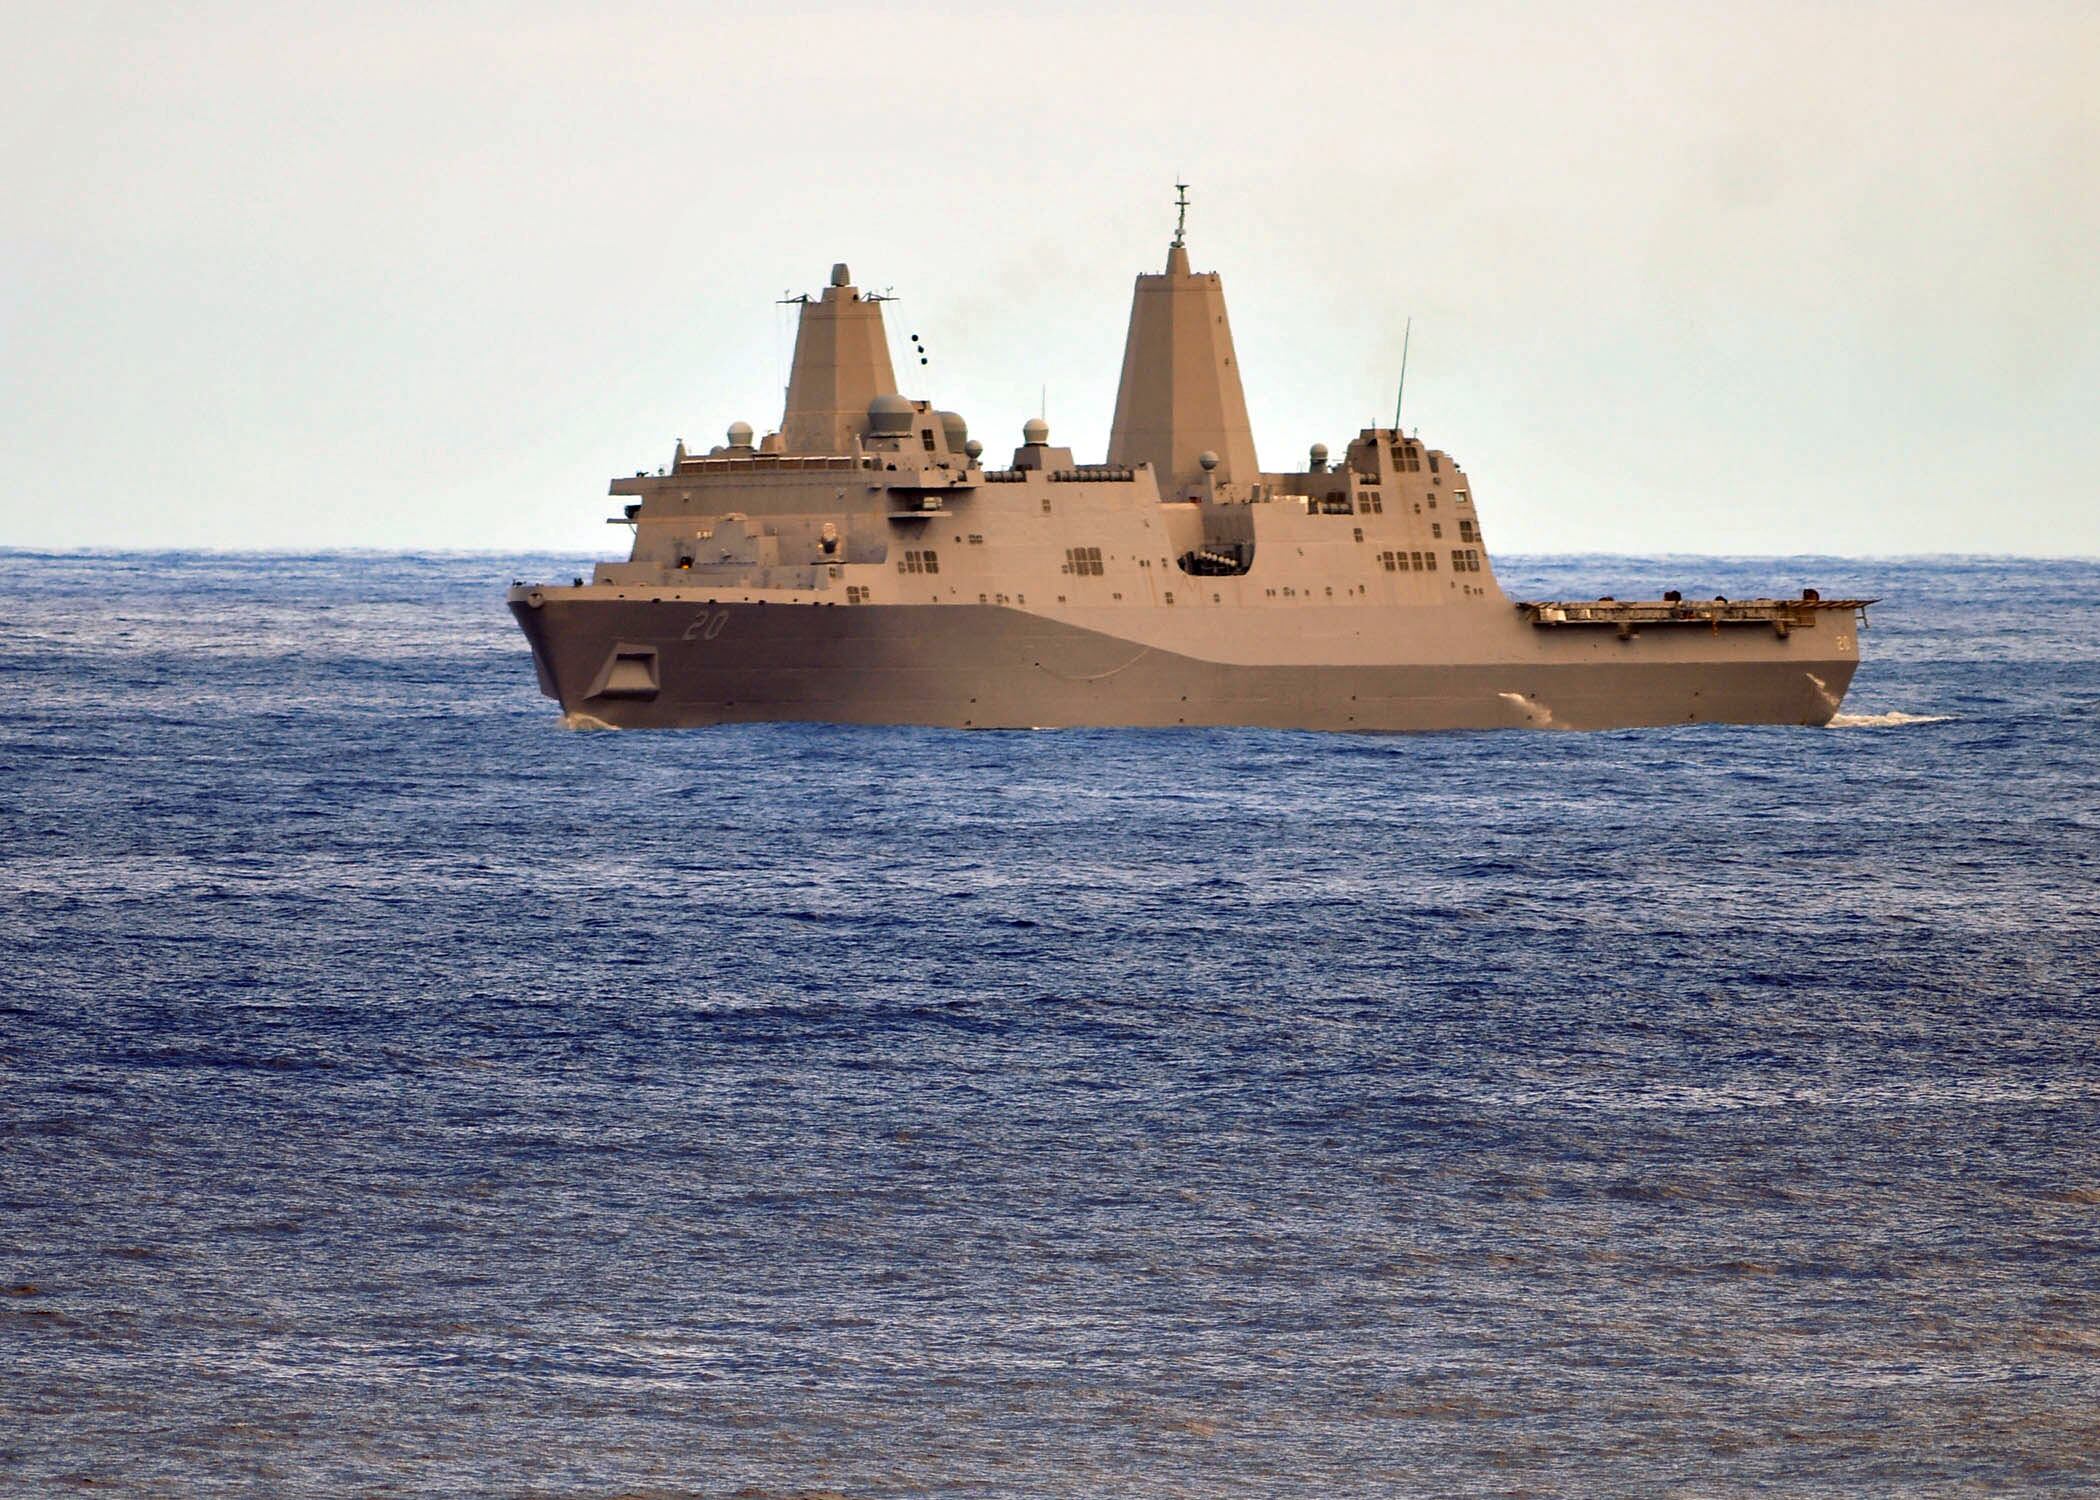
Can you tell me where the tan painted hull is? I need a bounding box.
[510,593,1859,732]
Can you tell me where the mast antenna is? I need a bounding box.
[1172,180,1190,248]
[1393,317,1412,431]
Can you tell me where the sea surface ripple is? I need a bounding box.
[2,551,2097,1497]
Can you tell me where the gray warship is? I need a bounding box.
[510,199,1871,731]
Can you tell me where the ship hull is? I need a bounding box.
[510,593,1859,732]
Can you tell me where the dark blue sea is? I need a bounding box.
[3,550,2096,1497]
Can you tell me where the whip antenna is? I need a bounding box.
[1394,318,1412,430]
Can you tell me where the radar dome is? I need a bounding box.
[867,392,915,436]
[727,421,754,447]
[938,411,968,451]
[1022,418,1049,445]
[1197,449,1220,472]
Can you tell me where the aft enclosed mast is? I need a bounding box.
[1106,186,1260,493]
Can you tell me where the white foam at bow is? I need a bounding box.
[1826,710,1954,729]
[1499,691,1556,726]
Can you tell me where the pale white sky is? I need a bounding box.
[4,0,2096,555]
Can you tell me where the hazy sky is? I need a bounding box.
[4,0,2096,555]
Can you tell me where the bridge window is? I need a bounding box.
[1431,522,1443,539]
[1381,551,1397,571]
[1361,490,1383,513]
[1459,519,1477,542]
[898,549,940,574]
[1064,546,1104,576]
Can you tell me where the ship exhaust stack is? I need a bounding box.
[780,264,900,455]
[1106,200,1259,491]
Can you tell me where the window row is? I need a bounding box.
[1064,546,1105,576]
[1452,548,1482,572]
[898,549,940,574]
[1380,550,1440,572]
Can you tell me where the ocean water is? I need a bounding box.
[2,549,2096,1498]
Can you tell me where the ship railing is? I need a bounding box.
[675,455,868,474]
[1518,597,1877,637]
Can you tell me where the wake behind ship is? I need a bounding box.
[510,198,1871,731]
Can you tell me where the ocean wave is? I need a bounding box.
[8,549,2100,1498]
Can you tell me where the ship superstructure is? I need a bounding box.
[509,204,1869,731]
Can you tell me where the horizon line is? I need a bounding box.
[3,545,2095,565]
